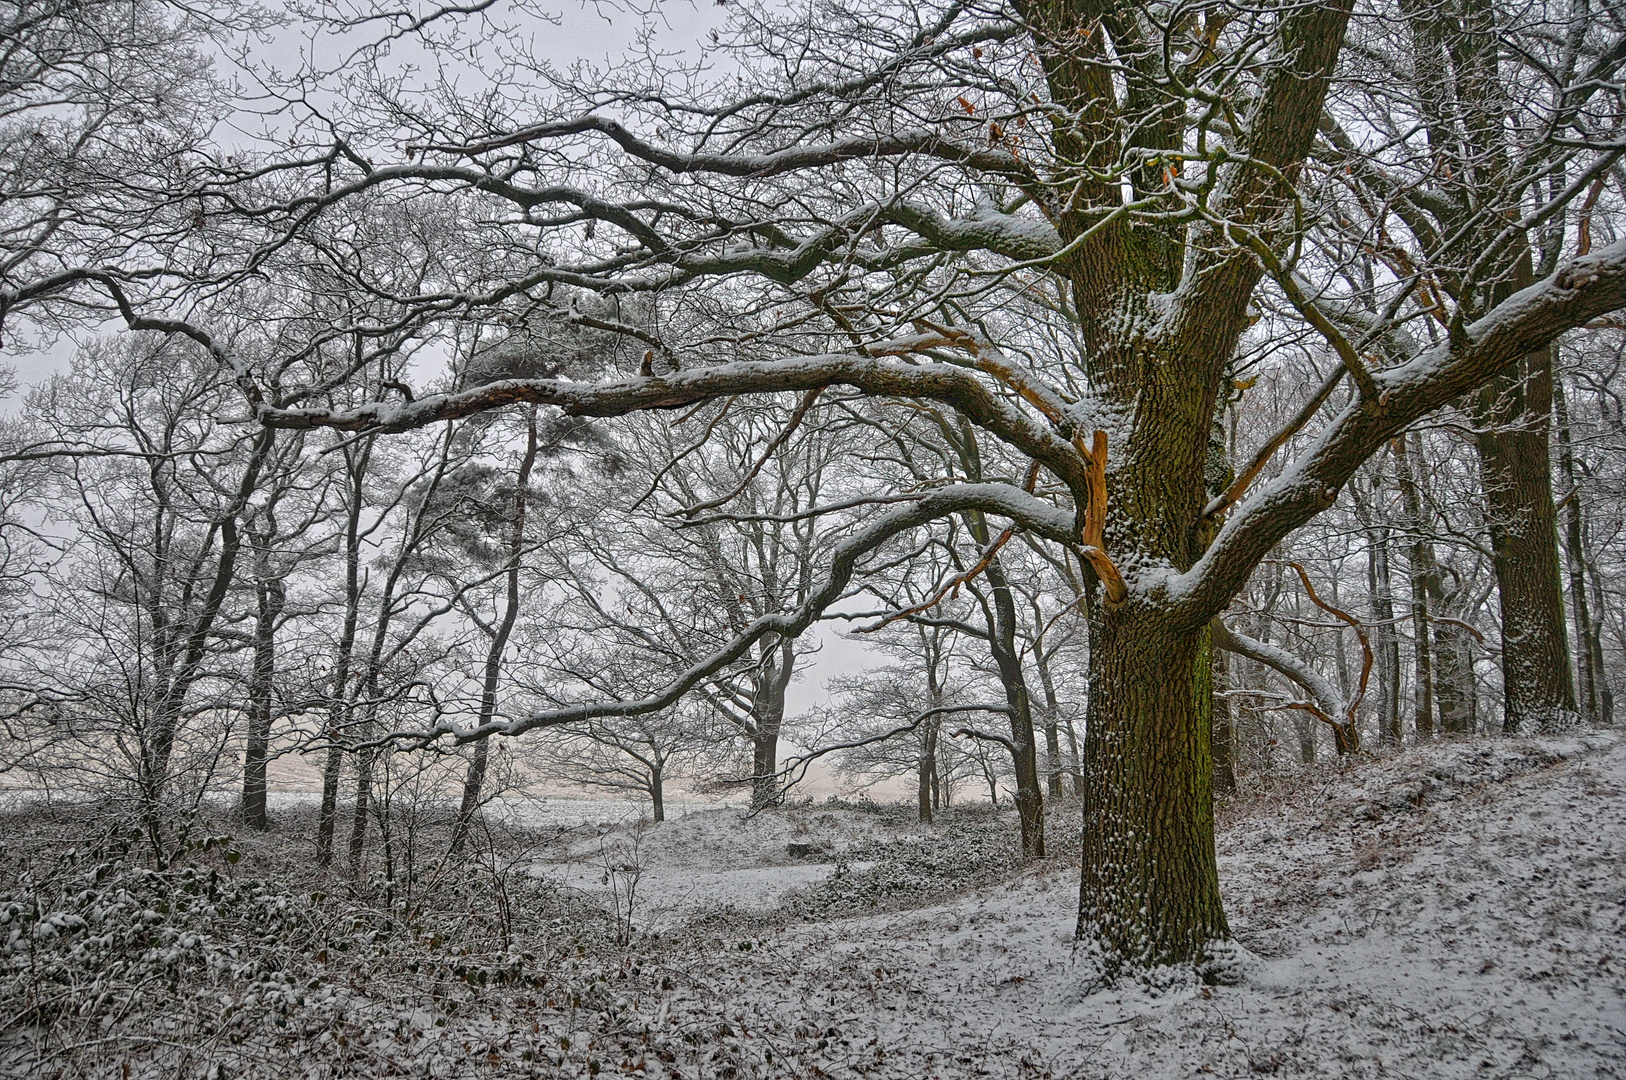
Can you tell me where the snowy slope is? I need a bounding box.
[636,731,1626,1078]
[6,732,1620,1079]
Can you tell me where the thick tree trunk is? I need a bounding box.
[751,714,781,808]
[649,764,664,823]
[1475,346,1577,732]
[749,646,791,810]
[747,679,780,806]
[1079,608,1231,974]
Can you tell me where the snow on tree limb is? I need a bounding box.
[1184,238,1626,623]
[367,482,1074,748]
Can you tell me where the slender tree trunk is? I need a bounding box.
[1586,556,1615,724]
[451,411,540,854]
[1359,490,1402,746]
[241,540,284,830]
[1553,374,1601,722]
[1394,436,1438,738]
[1062,713,1085,799]
[1409,592,1436,740]
[1079,608,1229,974]
[971,547,1045,857]
[317,435,372,867]
[1042,716,1064,799]
[1435,614,1479,735]
[316,733,346,866]
[348,711,377,880]
[346,712,377,884]
[1211,644,1238,794]
[1279,595,1317,764]
[918,683,941,824]
[951,429,1044,853]
[453,740,491,850]
[649,764,664,823]
[917,723,937,823]
[1296,714,1317,764]
[147,427,278,786]
[1475,346,1577,733]
[1032,642,1067,799]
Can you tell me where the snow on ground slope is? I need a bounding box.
[637,731,1626,1078]
[533,801,922,918]
[7,733,1619,1078]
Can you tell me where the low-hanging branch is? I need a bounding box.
[952,726,1018,754]
[255,349,1099,517]
[1211,561,1373,755]
[352,482,1076,750]
[856,461,1043,632]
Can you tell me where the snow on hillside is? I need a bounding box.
[619,731,1626,1078]
[3,731,1621,1078]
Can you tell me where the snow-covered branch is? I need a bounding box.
[366,482,1073,748]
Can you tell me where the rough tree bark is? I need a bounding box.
[1080,609,1227,971]
[242,0,1626,977]
[1403,0,1577,733]
[1475,345,1577,732]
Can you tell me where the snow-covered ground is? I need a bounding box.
[5,731,1622,1078]
[532,801,902,916]
[559,730,1626,1078]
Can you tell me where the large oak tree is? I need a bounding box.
[55,0,1626,975]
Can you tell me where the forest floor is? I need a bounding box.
[3,729,1623,1079]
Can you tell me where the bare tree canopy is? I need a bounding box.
[2,0,1625,986]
